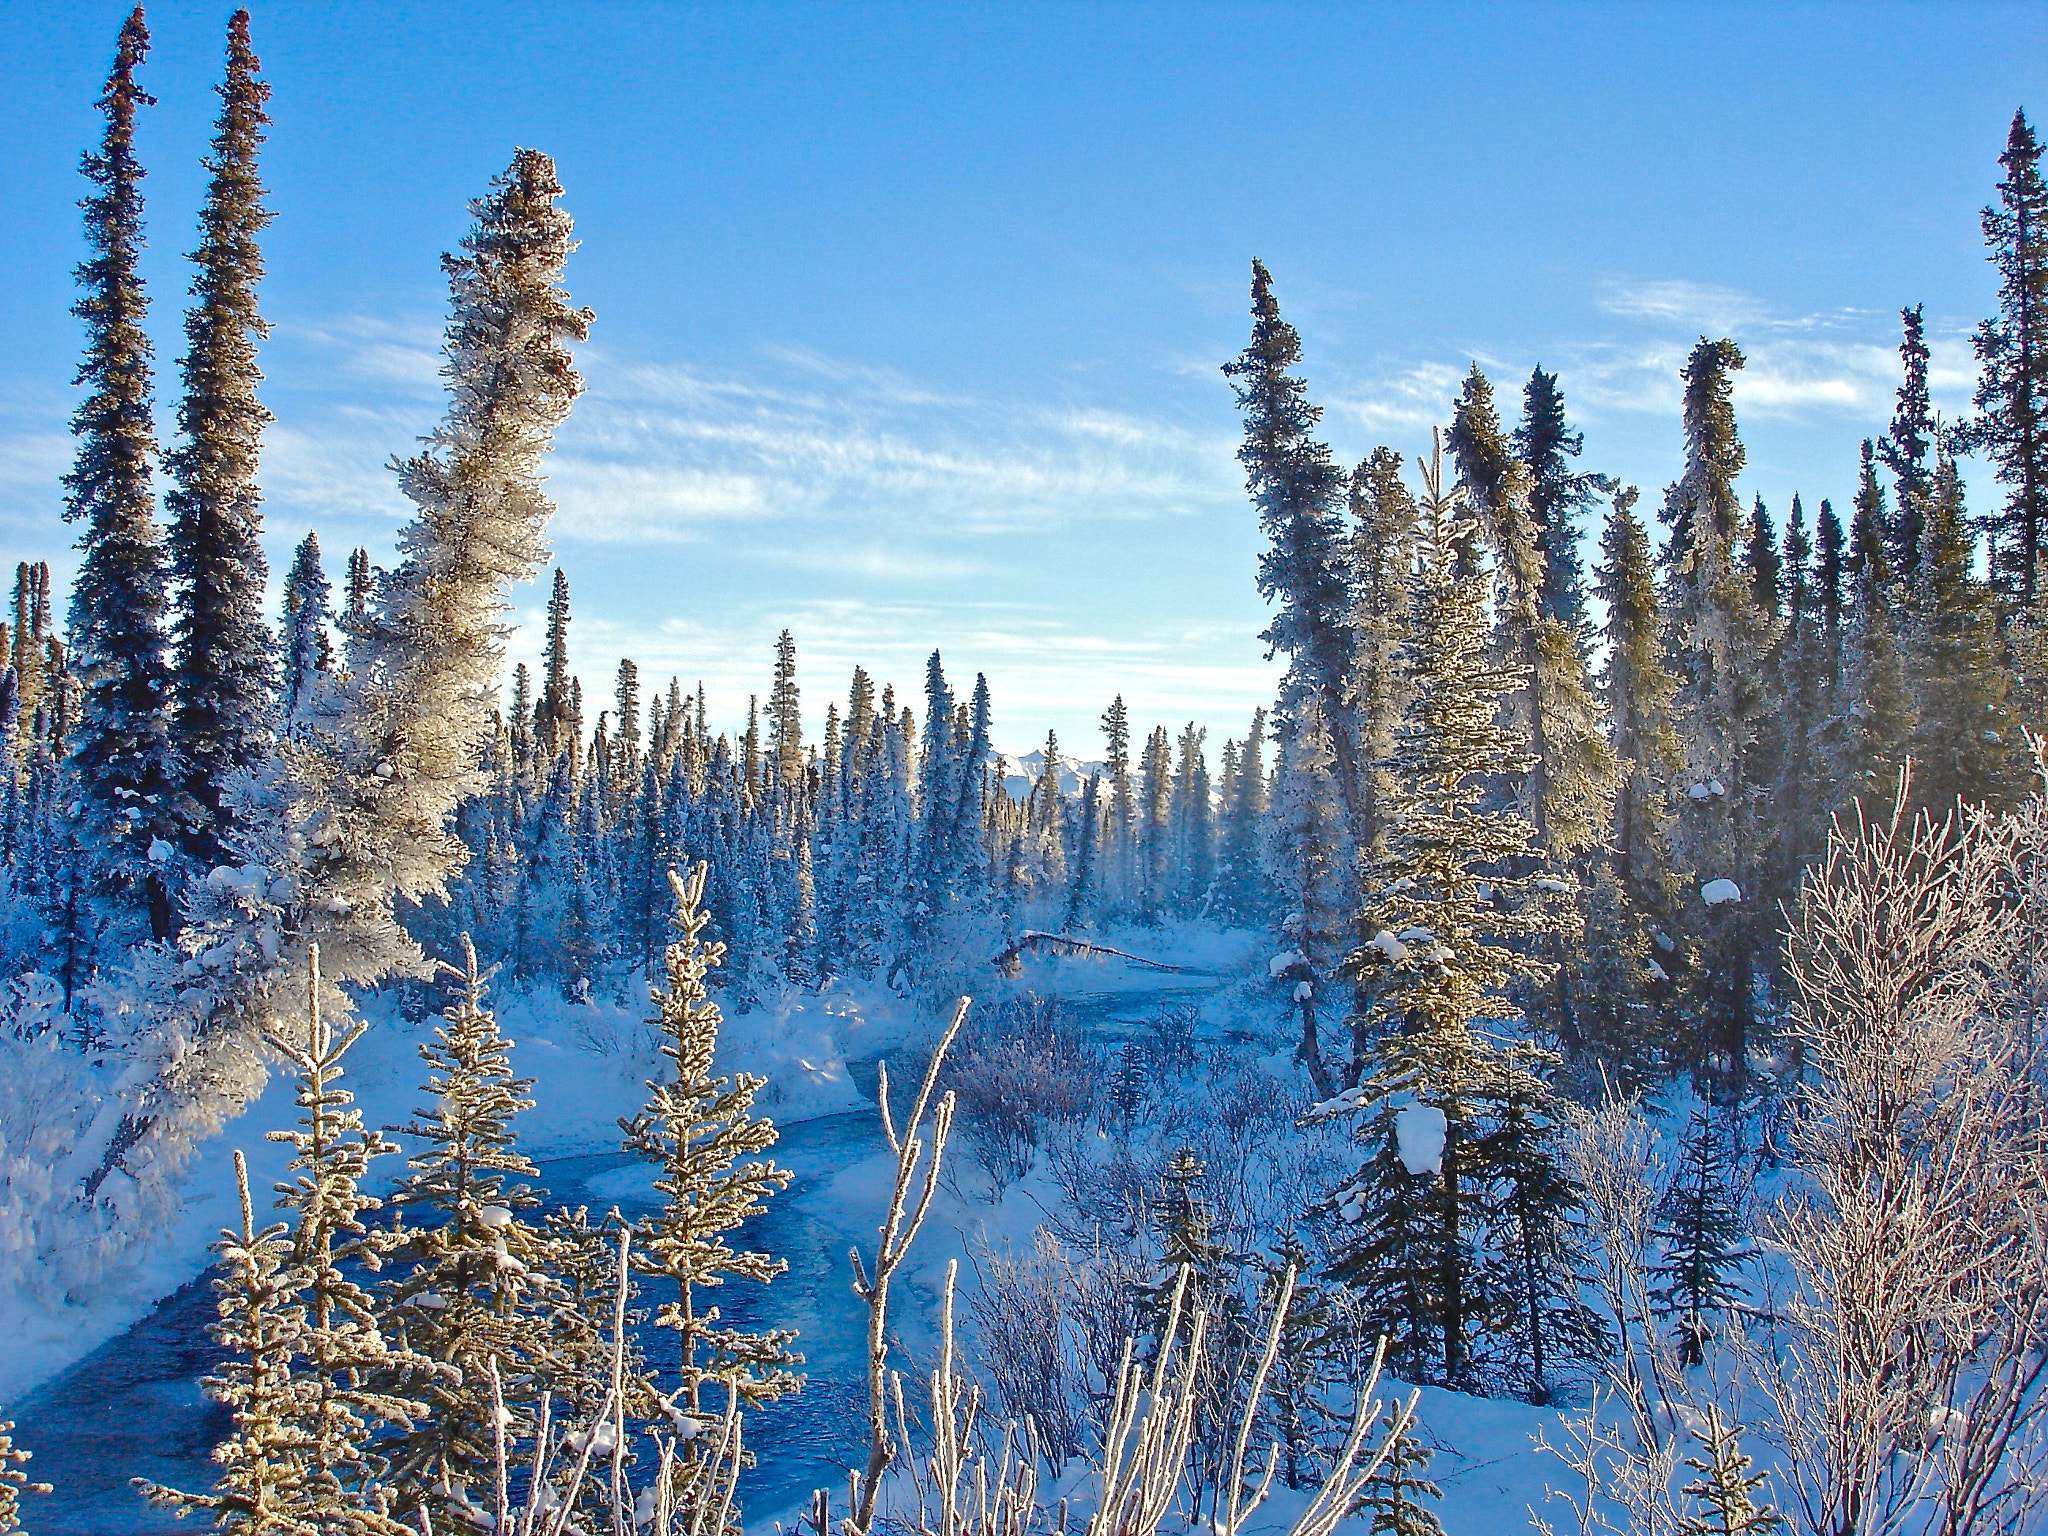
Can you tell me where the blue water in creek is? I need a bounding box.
[16,975,1233,1535]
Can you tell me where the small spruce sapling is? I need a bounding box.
[620,863,801,1493]
[135,1149,319,1530]
[1677,1406,1783,1535]
[1651,1111,1755,1367]
[1354,1408,1445,1536]
[374,935,595,1532]
[263,947,428,1530]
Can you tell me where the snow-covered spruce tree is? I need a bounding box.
[1100,695,1137,906]
[135,1149,319,1530]
[166,9,277,869]
[1217,706,1269,920]
[78,150,590,1210]
[372,936,594,1533]
[1355,1407,1445,1536]
[1226,260,1365,849]
[1907,456,2024,812]
[1321,438,1568,1391]
[1959,110,2048,604]
[263,949,425,1526]
[768,628,802,792]
[1264,701,1349,1097]
[1820,442,1914,810]
[1745,497,1781,627]
[1659,339,1771,1093]
[620,863,800,1440]
[280,530,333,727]
[1062,770,1101,931]
[1348,448,1417,868]
[1140,725,1172,918]
[1755,496,1830,970]
[1450,366,1615,1049]
[62,5,182,950]
[143,952,426,1533]
[1589,483,1684,1078]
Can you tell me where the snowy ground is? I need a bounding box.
[8,920,1582,1535]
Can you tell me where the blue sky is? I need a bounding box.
[1,2,2042,760]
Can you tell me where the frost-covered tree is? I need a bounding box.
[768,628,802,792]
[1101,694,1137,903]
[264,952,424,1525]
[1659,339,1770,1090]
[146,952,424,1533]
[1822,442,1914,808]
[280,530,333,726]
[620,864,800,1428]
[1452,366,1615,1046]
[1216,706,1268,919]
[167,9,276,867]
[1599,484,1683,939]
[1676,1407,1783,1536]
[1907,456,2022,812]
[1226,261,1366,847]
[1326,438,1566,1389]
[1348,448,1417,863]
[1140,724,1172,918]
[1960,110,2048,603]
[1879,304,1936,589]
[62,5,181,947]
[78,149,591,1210]
[537,567,575,769]
[373,937,591,1532]
[135,1150,320,1530]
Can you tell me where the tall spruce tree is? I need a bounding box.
[1824,442,1915,813]
[1327,439,1566,1389]
[1659,339,1770,1092]
[167,9,277,866]
[1962,111,2048,603]
[1348,448,1417,863]
[1452,367,1615,1046]
[1225,261,1365,846]
[768,628,801,792]
[1595,486,1684,1073]
[538,568,574,767]
[63,5,181,944]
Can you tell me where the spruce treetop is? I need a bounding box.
[1225,261,1352,724]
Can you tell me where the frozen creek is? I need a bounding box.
[18,977,1234,1535]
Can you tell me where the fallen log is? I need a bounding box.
[990,930,1189,978]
